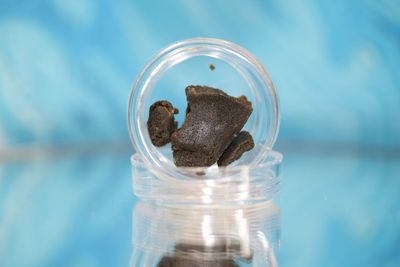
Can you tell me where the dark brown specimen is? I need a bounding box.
[171,85,252,167]
[217,131,255,166]
[147,100,178,147]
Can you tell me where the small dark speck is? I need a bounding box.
[209,64,215,71]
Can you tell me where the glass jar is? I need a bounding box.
[128,38,282,206]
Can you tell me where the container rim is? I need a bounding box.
[131,149,282,205]
[130,149,283,183]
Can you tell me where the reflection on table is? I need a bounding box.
[131,201,280,267]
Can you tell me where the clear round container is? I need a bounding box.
[130,201,280,267]
[128,38,282,205]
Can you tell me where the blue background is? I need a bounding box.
[0,1,399,267]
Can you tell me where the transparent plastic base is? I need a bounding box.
[131,146,282,206]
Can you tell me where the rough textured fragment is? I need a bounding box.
[217,131,255,166]
[171,85,253,167]
[147,100,178,147]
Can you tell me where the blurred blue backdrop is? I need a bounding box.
[0,1,399,267]
[0,0,399,148]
